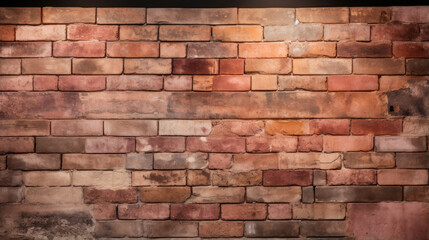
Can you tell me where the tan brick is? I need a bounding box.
[187,169,210,186]
[43,7,95,23]
[16,25,66,41]
[159,25,211,41]
[294,58,352,75]
[97,8,145,24]
[265,24,323,41]
[192,75,212,91]
[279,153,342,169]
[25,187,82,204]
[22,58,71,74]
[0,59,20,74]
[213,25,263,42]
[251,75,277,91]
[0,42,51,57]
[73,171,130,188]
[293,203,346,219]
[132,170,186,186]
[378,169,428,185]
[350,7,391,23]
[222,204,266,220]
[245,58,291,74]
[104,120,157,136]
[118,204,169,219]
[73,58,123,74]
[148,8,237,24]
[278,76,327,91]
[63,154,125,170]
[159,120,211,136]
[140,187,191,202]
[324,24,370,41]
[247,186,301,203]
[160,43,187,58]
[23,171,71,186]
[0,120,49,136]
[120,25,157,40]
[238,8,294,25]
[296,7,349,23]
[0,7,41,24]
[125,59,171,74]
[187,186,245,203]
[324,136,373,152]
[51,120,102,136]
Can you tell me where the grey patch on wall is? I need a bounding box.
[387,79,429,116]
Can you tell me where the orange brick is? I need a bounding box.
[0,25,15,41]
[213,25,263,42]
[265,120,310,135]
[220,59,244,75]
[245,58,291,74]
[212,75,250,91]
[251,75,277,91]
[188,42,237,58]
[193,76,213,91]
[239,8,294,25]
[328,75,378,91]
[239,43,287,58]
[324,136,373,152]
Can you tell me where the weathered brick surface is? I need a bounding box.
[0,42,51,57]
[97,8,145,24]
[118,204,169,219]
[43,7,95,23]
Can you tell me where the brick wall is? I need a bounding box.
[0,6,428,239]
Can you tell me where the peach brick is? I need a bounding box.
[97,8,145,24]
[171,204,219,220]
[118,204,169,220]
[0,8,41,24]
[33,75,57,91]
[187,169,210,185]
[51,120,103,136]
[245,58,291,74]
[378,169,428,185]
[0,25,14,41]
[16,25,66,41]
[160,43,186,58]
[353,58,405,74]
[73,171,130,188]
[328,75,378,91]
[213,25,263,42]
[324,136,373,152]
[231,154,278,171]
[193,76,213,91]
[222,204,266,220]
[67,24,118,40]
[0,42,51,57]
[247,136,298,153]
[251,75,277,91]
[294,59,352,75]
[265,120,310,135]
[327,169,376,185]
[239,42,287,58]
[220,59,244,75]
[22,58,71,75]
[324,24,370,41]
[159,25,211,41]
[73,58,123,74]
[199,221,244,238]
[120,25,158,40]
[296,8,349,23]
[0,76,32,91]
[164,75,192,91]
[351,119,402,135]
[268,204,292,219]
[43,7,95,23]
[289,42,336,58]
[212,75,250,91]
[58,76,105,91]
[350,7,391,23]
[107,42,158,57]
[23,171,71,186]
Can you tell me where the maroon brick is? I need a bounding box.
[84,188,137,203]
[372,24,419,41]
[351,119,402,135]
[337,42,391,57]
[171,204,220,220]
[263,170,313,186]
[394,42,429,58]
[173,59,219,75]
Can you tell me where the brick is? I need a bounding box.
[67,24,118,40]
[0,120,49,136]
[265,120,310,135]
[213,171,261,186]
[396,153,429,169]
[93,204,116,220]
[324,136,373,152]
[25,187,82,204]
[53,41,105,57]
[351,119,402,135]
[7,154,60,170]
[199,221,243,237]
[73,171,130,188]
[338,42,391,57]
[0,42,51,57]
[125,58,171,74]
[164,75,192,91]
[23,171,70,186]
[171,204,219,220]
[0,137,34,153]
[378,169,428,185]
[107,75,163,91]
[239,8,294,25]
[105,120,157,136]
[407,59,429,75]
[247,186,301,203]
[310,119,350,135]
[372,24,419,41]
[132,170,186,186]
[421,24,429,40]
[59,76,105,91]
[347,203,429,240]
[174,59,219,75]
[95,221,145,238]
[251,75,277,91]
[268,204,292,219]
[85,137,135,153]
[118,204,169,220]
[297,8,349,23]
[63,154,125,170]
[83,188,137,203]
[298,136,323,152]
[126,153,153,170]
[213,25,262,42]
[154,153,208,170]
[379,76,427,91]
[188,169,210,185]
[327,170,376,185]
[239,43,287,58]
[43,7,95,23]
[211,120,264,137]
[344,152,395,168]
[245,58,291,74]
[188,42,237,58]
[147,221,198,237]
[301,221,346,237]
[160,42,186,58]
[137,137,185,152]
[97,8,145,24]
[244,221,299,237]
[404,186,429,201]
[159,120,211,136]
[289,42,336,58]
[293,203,345,219]
[328,75,378,91]
[22,58,71,74]
[187,186,245,203]
[73,58,123,74]
[278,76,327,91]
[231,154,277,171]
[324,24,370,41]
[0,25,14,41]
[375,136,426,152]
[264,24,323,41]
[393,42,429,58]
[51,120,102,136]
[107,42,158,57]
[0,59,20,74]
[294,59,352,75]
[350,7,391,23]
[187,137,245,153]
[315,186,402,202]
[221,204,266,220]
[193,76,213,91]
[0,156,5,170]
[212,75,250,91]
[302,186,315,203]
[140,187,191,202]
[392,6,429,23]
[264,170,312,186]
[247,136,297,153]
[209,153,232,169]
[34,75,57,91]
[0,7,41,24]
[280,153,342,169]
[147,8,237,24]
[16,25,65,41]
[0,170,22,186]
[120,25,157,40]
[0,187,22,203]
[159,25,210,41]
[314,170,327,186]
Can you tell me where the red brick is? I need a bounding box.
[125,59,171,74]
[43,7,95,23]
[199,221,243,238]
[0,59,20,74]
[188,43,237,58]
[85,137,135,153]
[351,119,402,135]
[33,76,57,91]
[51,120,103,136]
[97,8,145,24]
[268,204,292,219]
[210,120,264,137]
[16,25,65,41]
[22,58,71,75]
[118,204,169,219]
[136,137,185,152]
[328,75,378,91]
[350,7,391,23]
[353,58,405,75]
[294,59,352,75]
[171,204,219,220]
[7,153,60,170]
[327,170,376,185]
[392,6,429,23]
[0,120,49,137]
[0,25,14,41]
[107,42,158,57]
[53,41,104,57]
[265,120,310,135]
[147,8,237,24]
[0,76,32,91]
[67,24,118,40]
[324,136,373,152]
[107,75,163,91]
[160,42,186,58]
[83,188,137,203]
[212,75,250,91]
[62,154,125,170]
[222,204,266,220]
[324,24,370,41]
[264,170,313,186]
[0,137,34,153]
[220,59,244,75]
[289,42,336,58]
[246,136,297,153]
[231,154,277,171]
[213,25,262,41]
[159,25,211,41]
[296,8,349,23]
[393,42,429,58]
[338,42,392,57]
[0,42,51,57]
[209,153,232,169]
[212,171,262,186]
[187,137,245,153]
[0,8,41,24]
[120,25,157,40]
[298,136,323,152]
[245,58,291,74]
[239,43,287,58]
[378,169,428,185]
[372,24,419,41]
[58,76,105,91]
[73,58,122,74]
[132,170,186,186]
[93,204,116,220]
[140,187,191,202]
[164,75,192,91]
